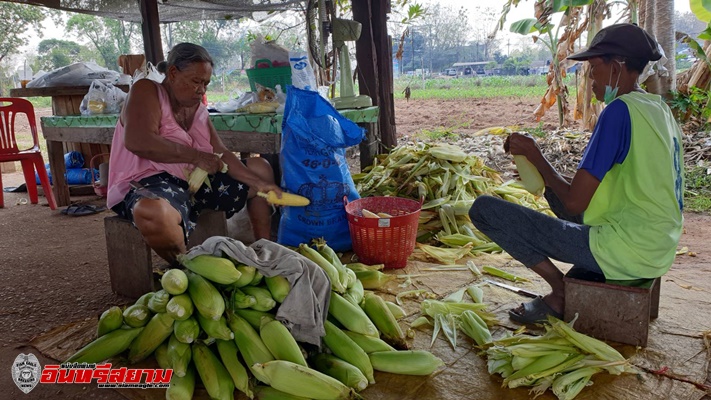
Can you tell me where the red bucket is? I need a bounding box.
[345,196,422,269]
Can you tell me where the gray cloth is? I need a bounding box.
[185,236,330,346]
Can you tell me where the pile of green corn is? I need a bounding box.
[67,240,444,400]
[353,143,553,263]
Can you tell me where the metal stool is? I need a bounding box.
[564,275,661,347]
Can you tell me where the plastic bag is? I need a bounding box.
[80,80,127,116]
[250,35,289,67]
[26,62,121,88]
[132,62,164,84]
[288,51,318,91]
[277,87,365,252]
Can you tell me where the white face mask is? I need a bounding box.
[603,60,624,105]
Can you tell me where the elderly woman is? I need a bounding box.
[469,24,684,324]
[107,43,281,264]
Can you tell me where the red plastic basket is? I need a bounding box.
[345,196,422,269]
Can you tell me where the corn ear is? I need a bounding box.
[513,155,544,196]
[298,243,346,293]
[166,366,196,400]
[192,342,235,400]
[369,350,444,375]
[179,254,242,285]
[234,308,275,330]
[328,291,379,337]
[187,167,209,194]
[128,312,175,363]
[165,293,194,321]
[173,317,200,344]
[186,271,225,320]
[215,339,253,399]
[147,289,171,313]
[241,286,277,312]
[311,353,369,392]
[232,287,257,309]
[260,318,308,366]
[122,304,151,328]
[257,191,310,206]
[323,320,375,384]
[197,313,235,340]
[429,143,468,163]
[361,209,380,218]
[346,262,384,272]
[154,342,171,369]
[362,291,406,349]
[343,330,396,354]
[231,264,257,288]
[134,291,154,307]
[251,360,359,400]
[97,306,123,337]
[354,270,395,289]
[167,334,192,378]
[65,327,143,363]
[482,265,530,283]
[343,278,364,306]
[226,311,275,375]
[161,269,189,295]
[265,275,291,303]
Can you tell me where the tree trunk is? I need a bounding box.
[640,0,675,97]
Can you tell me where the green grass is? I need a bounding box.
[684,165,711,213]
[394,75,553,100]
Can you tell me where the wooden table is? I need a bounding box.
[40,107,380,206]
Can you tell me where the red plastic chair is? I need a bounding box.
[0,97,56,210]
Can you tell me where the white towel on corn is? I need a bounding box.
[185,236,330,346]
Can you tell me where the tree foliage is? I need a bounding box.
[65,14,139,71]
[34,39,96,71]
[0,3,47,63]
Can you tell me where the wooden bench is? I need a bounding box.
[564,275,661,347]
[104,210,227,298]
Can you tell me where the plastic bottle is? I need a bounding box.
[513,155,544,196]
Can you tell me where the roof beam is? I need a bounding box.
[140,0,164,64]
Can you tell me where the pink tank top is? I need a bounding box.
[107,80,213,208]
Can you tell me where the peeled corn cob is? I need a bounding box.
[361,208,380,218]
[513,155,544,196]
[66,327,143,363]
[257,191,310,206]
[251,360,359,400]
[187,167,209,194]
[97,306,123,337]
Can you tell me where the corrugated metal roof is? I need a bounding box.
[5,0,304,22]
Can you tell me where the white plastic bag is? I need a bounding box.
[249,35,289,67]
[288,51,317,91]
[132,62,164,84]
[80,80,127,116]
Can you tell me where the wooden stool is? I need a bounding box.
[104,210,228,298]
[563,275,661,347]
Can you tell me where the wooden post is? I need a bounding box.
[140,0,164,64]
[352,0,396,154]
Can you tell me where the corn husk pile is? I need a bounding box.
[66,240,444,400]
[353,142,552,264]
[485,316,638,400]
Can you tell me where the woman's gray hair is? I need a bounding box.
[166,43,214,71]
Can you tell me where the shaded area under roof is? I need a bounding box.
[6,0,304,22]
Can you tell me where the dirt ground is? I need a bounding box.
[0,98,708,399]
